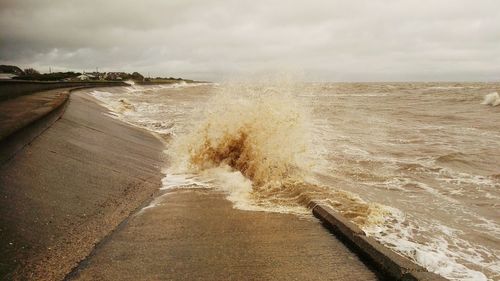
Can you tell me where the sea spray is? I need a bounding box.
[185,84,309,184]
[481,92,500,106]
[168,82,389,226]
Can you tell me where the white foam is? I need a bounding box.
[427,86,465,90]
[199,166,260,211]
[319,93,389,97]
[139,193,169,211]
[161,174,209,190]
[366,213,491,281]
[481,92,500,106]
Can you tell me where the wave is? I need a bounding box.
[167,83,388,227]
[481,92,500,106]
[118,98,135,112]
[435,152,469,164]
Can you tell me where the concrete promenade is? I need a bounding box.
[68,189,382,281]
[1,88,383,280]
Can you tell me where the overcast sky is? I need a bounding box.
[1,0,499,81]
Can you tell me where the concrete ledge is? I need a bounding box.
[0,91,69,166]
[351,234,425,279]
[135,80,177,86]
[0,80,128,101]
[402,272,449,281]
[310,201,448,281]
[0,84,127,166]
[0,89,165,280]
[312,204,366,237]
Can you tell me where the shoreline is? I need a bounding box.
[0,85,449,281]
[83,84,451,280]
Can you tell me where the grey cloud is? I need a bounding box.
[1,0,499,81]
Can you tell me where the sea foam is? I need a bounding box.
[167,82,390,225]
[481,92,500,106]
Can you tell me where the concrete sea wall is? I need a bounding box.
[310,202,448,281]
[0,89,165,280]
[0,80,128,101]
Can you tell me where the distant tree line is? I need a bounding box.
[0,65,24,75]
[17,69,83,81]
[0,65,194,83]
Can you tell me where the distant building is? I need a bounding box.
[104,72,127,80]
[84,72,104,80]
[77,74,90,80]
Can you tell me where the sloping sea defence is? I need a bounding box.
[0,89,165,280]
[0,80,128,101]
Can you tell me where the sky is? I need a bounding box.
[1,0,499,82]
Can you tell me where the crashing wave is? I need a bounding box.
[481,92,500,106]
[168,83,389,227]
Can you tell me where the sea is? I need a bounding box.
[86,81,500,281]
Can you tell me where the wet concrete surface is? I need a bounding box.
[0,90,165,280]
[0,88,69,141]
[69,189,383,281]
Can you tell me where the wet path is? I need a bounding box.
[68,189,383,281]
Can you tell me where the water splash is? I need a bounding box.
[168,82,388,226]
[481,92,500,106]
